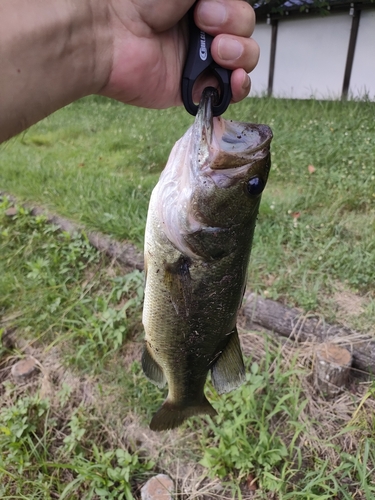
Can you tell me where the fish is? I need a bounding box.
[142,88,272,431]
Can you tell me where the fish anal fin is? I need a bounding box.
[150,397,217,431]
[211,327,245,395]
[142,346,166,389]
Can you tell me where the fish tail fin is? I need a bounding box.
[150,397,217,432]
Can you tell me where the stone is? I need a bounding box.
[11,356,39,381]
[141,474,174,500]
[5,207,17,217]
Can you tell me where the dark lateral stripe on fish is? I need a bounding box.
[150,397,217,431]
[164,255,192,277]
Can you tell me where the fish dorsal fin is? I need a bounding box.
[142,346,166,388]
[211,327,245,395]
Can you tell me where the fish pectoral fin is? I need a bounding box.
[164,256,192,317]
[211,327,245,395]
[150,397,217,432]
[141,346,166,388]
[184,227,238,260]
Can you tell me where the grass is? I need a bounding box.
[1,199,375,498]
[1,96,375,321]
[0,97,190,245]
[0,202,145,373]
[1,96,375,497]
[0,202,158,498]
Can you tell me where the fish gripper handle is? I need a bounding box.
[181,4,232,117]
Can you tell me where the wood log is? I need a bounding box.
[3,192,375,376]
[313,342,352,397]
[243,293,375,375]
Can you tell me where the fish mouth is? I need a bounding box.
[195,87,218,146]
[194,88,273,170]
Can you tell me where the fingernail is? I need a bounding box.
[218,38,243,61]
[242,73,251,91]
[197,1,227,27]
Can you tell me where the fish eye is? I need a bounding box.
[246,176,265,196]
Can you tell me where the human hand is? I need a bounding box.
[98,0,259,109]
[0,0,258,143]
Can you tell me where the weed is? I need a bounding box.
[0,204,144,371]
[1,98,375,498]
[2,96,375,324]
[0,392,154,499]
[197,351,306,495]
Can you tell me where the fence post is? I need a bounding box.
[342,8,361,100]
[268,19,278,97]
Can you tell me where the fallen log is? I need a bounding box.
[243,293,375,375]
[3,192,374,375]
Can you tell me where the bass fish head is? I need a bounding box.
[189,88,272,230]
[155,88,272,260]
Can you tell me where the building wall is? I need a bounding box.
[250,11,375,100]
[250,23,271,96]
[350,10,375,99]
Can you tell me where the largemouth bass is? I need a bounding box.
[142,88,272,431]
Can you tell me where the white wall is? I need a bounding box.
[273,14,352,99]
[350,10,375,100]
[250,23,272,96]
[249,11,375,101]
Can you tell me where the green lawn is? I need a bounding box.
[1,96,375,320]
[1,96,375,498]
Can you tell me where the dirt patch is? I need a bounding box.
[334,288,367,318]
[1,332,98,409]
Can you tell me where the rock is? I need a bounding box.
[4,207,17,217]
[141,474,174,500]
[11,356,39,382]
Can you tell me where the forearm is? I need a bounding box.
[0,0,111,143]
[0,0,259,144]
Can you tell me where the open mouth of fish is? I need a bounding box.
[192,87,273,172]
